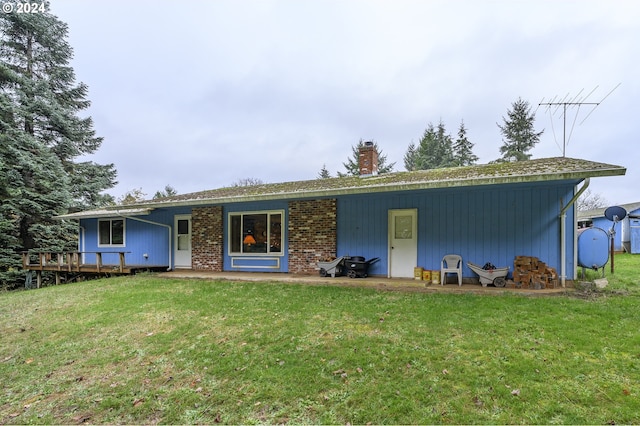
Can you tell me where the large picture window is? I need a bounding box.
[98,219,125,246]
[229,211,283,255]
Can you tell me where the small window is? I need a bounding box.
[177,219,189,235]
[98,219,125,246]
[229,211,283,255]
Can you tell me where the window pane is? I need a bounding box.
[177,235,189,251]
[394,215,412,239]
[230,215,241,253]
[99,221,111,245]
[270,214,282,252]
[243,214,267,253]
[112,220,124,245]
[177,219,189,235]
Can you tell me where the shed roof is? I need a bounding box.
[578,201,640,220]
[56,157,625,220]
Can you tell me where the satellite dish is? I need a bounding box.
[604,206,627,222]
[604,206,627,275]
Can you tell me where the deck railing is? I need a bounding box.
[22,251,129,273]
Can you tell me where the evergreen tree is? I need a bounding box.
[452,120,478,166]
[0,94,23,287]
[404,121,454,171]
[0,5,116,288]
[153,185,178,199]
[403,142,418,171]
[497,98,544,162]
[338,139,395,177]
[317,164,331,179]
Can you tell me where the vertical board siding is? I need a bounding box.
[337,182,577,279]
[79,207,192,267]
[77,181,579,279]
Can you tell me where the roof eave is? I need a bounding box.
[54,208,154,220]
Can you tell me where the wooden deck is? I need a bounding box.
[22,251,169,287]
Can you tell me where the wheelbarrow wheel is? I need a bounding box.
[493,277,506,288]
[319,268,327,277]
[347,270,357,278]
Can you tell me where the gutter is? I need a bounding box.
[559,178,590,287]
[115,211,173,271]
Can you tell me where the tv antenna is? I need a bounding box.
[538,83,620,157]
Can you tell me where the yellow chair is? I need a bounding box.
[441,254,463,286]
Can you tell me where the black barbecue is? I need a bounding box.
[345,256,380,278]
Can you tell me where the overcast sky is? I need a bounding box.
[50,0,638,205]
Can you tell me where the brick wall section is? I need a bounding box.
[191,206,223,271]
[288,199,337,274]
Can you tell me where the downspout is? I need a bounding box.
[115,211,173,271]
[80,226,86,264]
[559,178,590,287]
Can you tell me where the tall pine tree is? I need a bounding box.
[403,142,418,171]
[0,4,117,288]
[317,164,331,179]
[496,98,544,162]
[451,120,478,166]
[404,121,455,171]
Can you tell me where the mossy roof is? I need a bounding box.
[57,157,625,219]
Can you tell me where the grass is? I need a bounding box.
[1,255,639,424]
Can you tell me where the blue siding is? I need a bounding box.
[76,180,580,279]
[631,219,640,254]
[79,207,192,268]
[337,182,577,279]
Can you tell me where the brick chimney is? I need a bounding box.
[358,141,379,177]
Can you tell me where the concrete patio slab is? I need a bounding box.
[157,270,574,296]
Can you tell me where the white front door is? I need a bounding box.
[388,209,418,278]
[174,215,192,268]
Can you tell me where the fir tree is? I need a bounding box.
[338,139,395,177]
[0,5,116,288]
[317,164,332,179]
[403,142,418,171]
[404,121,455,170]
[153,185,178,199]
[497,98,544,162]
[452,120,478,166]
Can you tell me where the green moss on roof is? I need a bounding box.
[118,157,627,209]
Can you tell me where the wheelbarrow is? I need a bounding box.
[467,261,509,287]
[345,257,379,278]
[318,256,345,278]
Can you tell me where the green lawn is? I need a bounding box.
[1,254,639,424]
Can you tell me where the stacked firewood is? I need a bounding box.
[511,256,558,289]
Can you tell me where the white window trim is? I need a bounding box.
[227,209,284,257]
[97,218,126,247]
